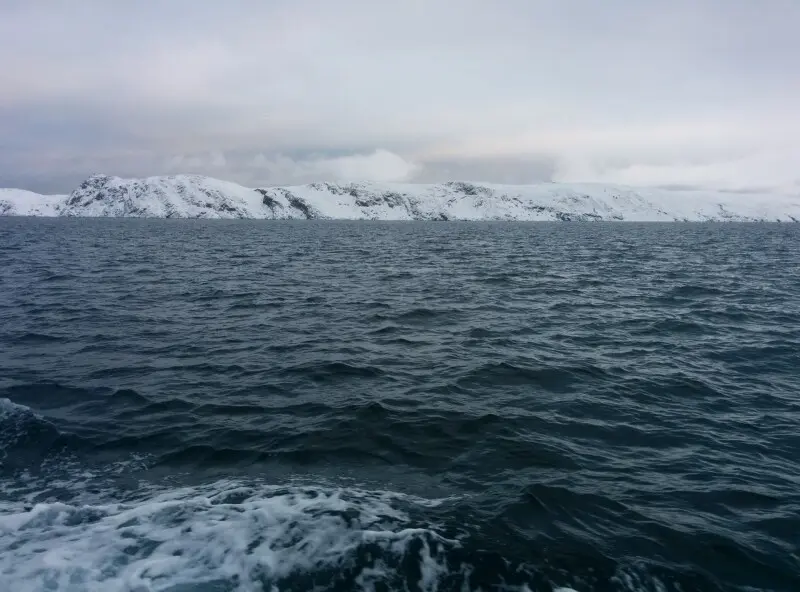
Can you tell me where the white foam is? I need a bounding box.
[0,397,34,417]
[0,480,460,592]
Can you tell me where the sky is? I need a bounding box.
[1,0,799,194]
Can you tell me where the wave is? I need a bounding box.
[372,307,466,325]
[281,361,389,381]
[8,332,64,344]
[455,361,612,391]
[0,478,702,592]
[0,481,461,592]
[0,398,65,474]
[0,397,34,415]
[667,284,726,298]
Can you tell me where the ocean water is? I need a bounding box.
[1,218,799,592]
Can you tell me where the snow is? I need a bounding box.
[1,175,798,221]
[0,189,65,217]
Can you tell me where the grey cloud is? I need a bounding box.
[410,158,556,186]
[1,0,799,193]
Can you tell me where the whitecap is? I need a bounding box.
[0,480,461,592]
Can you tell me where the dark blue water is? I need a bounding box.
[1,218,799,592]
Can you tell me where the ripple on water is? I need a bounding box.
[0,219,799,591]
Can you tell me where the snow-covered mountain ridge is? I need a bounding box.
[1,174,798,221]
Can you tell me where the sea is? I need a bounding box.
[1,218,798,592]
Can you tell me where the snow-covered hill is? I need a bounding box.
[0,188,65,216]
[1,174,798,221]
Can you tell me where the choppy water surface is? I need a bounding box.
[1,219,799,592]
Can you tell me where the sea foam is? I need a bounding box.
[0,480,462,592]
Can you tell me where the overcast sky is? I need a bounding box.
[2,0,799,193]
